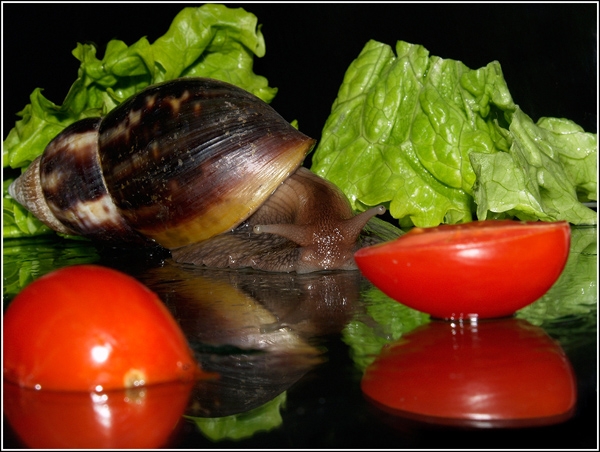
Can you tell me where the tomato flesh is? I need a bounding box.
[354,220,571,319]
[361,318,577,427]
[3,265,204,392]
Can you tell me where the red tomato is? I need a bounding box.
[3,380,192,448]
[354,220,571,319]
[3,264,205,392]
[361,318,577,427]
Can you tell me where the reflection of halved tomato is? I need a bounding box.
[354,220,571,319]
[361,318,577,428]
[3,265,204,392]
[3,380,192,448]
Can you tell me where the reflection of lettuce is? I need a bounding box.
[343,288,430,372]
[311,39,597,228]
[2,236,99,308]
[184,391,286,442]
[516,226,597,353]
[517,226,597,324]
[3,4,276,238]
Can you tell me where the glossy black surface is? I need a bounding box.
[2,231,597,449]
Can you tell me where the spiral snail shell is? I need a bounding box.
[9,77,388,273]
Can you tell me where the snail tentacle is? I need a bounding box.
[253,205,386,244]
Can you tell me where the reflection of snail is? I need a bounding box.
[137,261,353,417]
[138,260,363,351]
[9,77,393,272]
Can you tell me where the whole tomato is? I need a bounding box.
[354,220,571,319]
[3,264,205,392]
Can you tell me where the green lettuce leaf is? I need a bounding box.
[470,111,597,223]
[3,4,275,171]
[311,39,597,227]
[3,4,277,238]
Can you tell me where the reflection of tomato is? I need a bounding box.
[4,380,192,448]
[354,220,570,319]
[3,265,203,391]
[361,318,577,427]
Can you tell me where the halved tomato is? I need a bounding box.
[361,318,577,427]
[3,264,206,392]
[354,220,570,319]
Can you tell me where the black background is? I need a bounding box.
[2,2,597,149]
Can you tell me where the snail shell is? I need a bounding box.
[9,77,388,273]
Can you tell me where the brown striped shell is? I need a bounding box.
[9,77,390,272]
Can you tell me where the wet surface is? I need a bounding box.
[2,228,597,449]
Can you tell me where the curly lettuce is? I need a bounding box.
[3,4,275,171]
[3,4,277,238]
[311,39,597,228]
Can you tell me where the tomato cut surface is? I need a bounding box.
[354,220,571,319]
[361,318,577,428]
[3,265,204,392]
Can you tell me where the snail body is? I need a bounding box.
[10,77,387,273]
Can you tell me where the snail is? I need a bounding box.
[9,77,392,273]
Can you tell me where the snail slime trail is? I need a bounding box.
[10,77,389,273]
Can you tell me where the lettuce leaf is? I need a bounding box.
[2,4,276,171]
[2,4,277,239]
[470,111,597,223]
[311,39,597,227]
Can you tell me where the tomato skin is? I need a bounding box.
[361,318,577,427]
[354,220,571,319]
[3,265,203,392]
[3,380,192,448]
